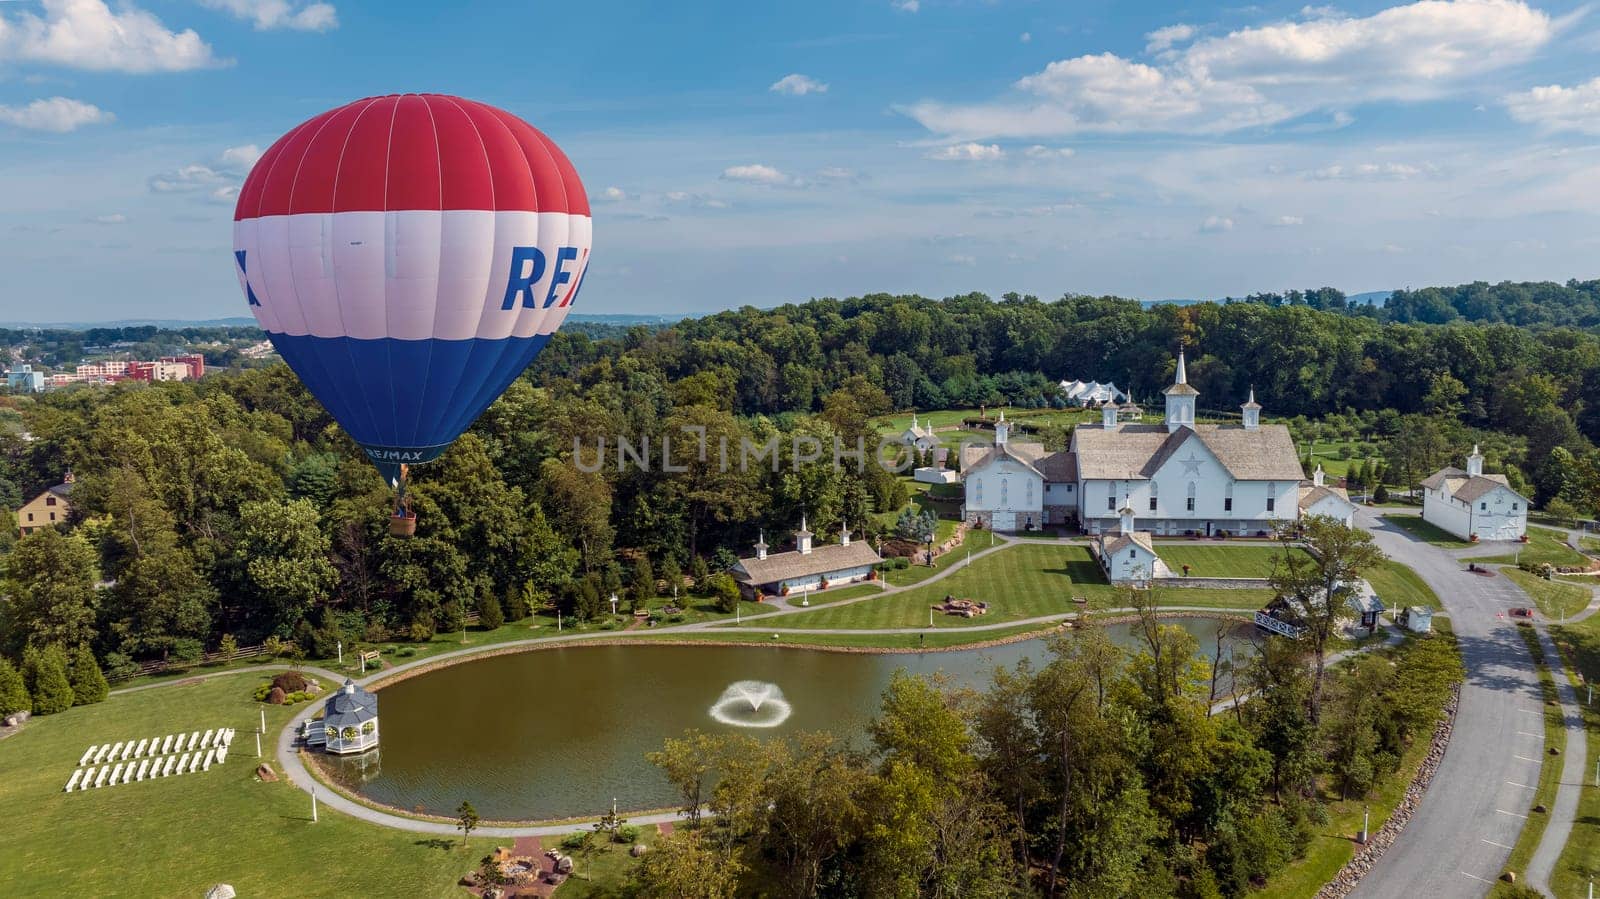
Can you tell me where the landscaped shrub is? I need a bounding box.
[24,645,73,714]
[396,647,417,658]
[267,686,287,705]
[559,832,589,850]
[100,652,139,683]
[0,657,30,716]
[68,646,108,705]
[614,824,640,844]
[272,672,309,693]
[169,638,204,664]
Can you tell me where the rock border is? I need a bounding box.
[1315,682,1462,898]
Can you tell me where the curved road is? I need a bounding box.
[1349,509,1564,897]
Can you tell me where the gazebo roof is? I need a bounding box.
[323,678,378,729]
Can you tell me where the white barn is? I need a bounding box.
[1420,446,1528,541]
[899,413,941,452]
[964,352,1307,536]
[1096,507,1167,584]
[1299,465,1358,527]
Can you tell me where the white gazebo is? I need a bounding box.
[320,679,379,754]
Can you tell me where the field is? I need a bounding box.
[1382,514,1474,548]
[1501,568,1593,620]
[1153,544,1303,579]
[1475,527,1589,569]
[723,543,1276,631]
[0,672,482,897]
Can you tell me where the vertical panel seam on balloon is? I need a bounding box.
[328,97,392,445]
[443,101,533,438]
[404,95,446,447]
[430,96,500,443]
[378,97,403,446]
[495,105,566,343]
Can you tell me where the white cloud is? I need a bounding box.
[1273,215,1305,226]
[892,0,920,11]
[721,163,794,185]
[663,191,730,208]
[769,73,828,96]
[1309,161,1429,180]
[1024,145,1075,159]
[600,186,627,201]
[148,163,228,193]
[199,0,337,32]
[210,185,239,205]
[0,0,224,73]
[1144,23,1195,53]
[905,0,1557,138]
[1505,77,1600,135]
[946,253,977,265]
[218,144,262,171]
[1200,215,1234,233]
[925,142,1004,161]
[0,96,111,132]
[1020,32,1031,43]
[88,213,126,224]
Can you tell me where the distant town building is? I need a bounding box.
[18,471,73,536]
[1420,445,1529,541]
[731,517,884,598]
[41,354,205,388]
[5,364,45,392]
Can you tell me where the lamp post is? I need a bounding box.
[609,592,619,617]
[260,708,266,734]
[1360,806,1369,844]
[311,785,319,823]
[336,641,342,665]
[255,732,261,758]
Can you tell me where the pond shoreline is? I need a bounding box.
[363,610,1251,693]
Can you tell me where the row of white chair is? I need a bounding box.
[78,728,236,767]
[65,744,230,792]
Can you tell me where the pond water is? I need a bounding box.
[323,619,1251,820]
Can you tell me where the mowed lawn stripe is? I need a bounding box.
[1152,544,1307,579]
[732,543,1274,631]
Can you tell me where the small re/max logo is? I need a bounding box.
[501,245,587,310]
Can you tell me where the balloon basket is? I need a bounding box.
[389,512,417,538]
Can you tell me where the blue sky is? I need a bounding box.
[2,0,1600,320]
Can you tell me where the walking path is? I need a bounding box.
[1525,623,1588,897]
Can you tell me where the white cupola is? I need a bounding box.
[1313,464,1325,487]
[1103,402,1119,430]
[1467,444,1484,477]
[1119,505,1136,535]
[840,520,851,546]
[994,409,1009,446]
[754,529,768,561]
[1163,349,1199,433]
[796,514,813,555]
[1241,387,1262,430]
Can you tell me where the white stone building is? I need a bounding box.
[1299,465,1358,527]
[963,351,1307,535]
[1096,506,1167,584]
[731,517,885,597]
[1420,446,1529,541]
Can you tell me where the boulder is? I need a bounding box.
[1549,747,1562,756]
[1534,804,1548,814]
[267,686,287,705]
[630,843,648,857]
[1502,871,1517,884]
[255,763,278,783]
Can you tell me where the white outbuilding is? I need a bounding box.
[1420,446,1528,541]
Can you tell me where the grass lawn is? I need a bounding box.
[0,671,480,897]
[724,543,1274,631]
[1364,559,1443,611]
[1476,527,1589,569]
[634,621,1064,650]
[1501,568,1593,621]
[1580,535,1600,555]
[778,582,885,606]
[1152,544,1308,579]
[1382,514,1474,548]
[883,528,984,588]
[1254,624,1460,899]
[1549,616,1600,898]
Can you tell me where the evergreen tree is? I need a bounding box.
[0,657,29,716]
[630,554,655,612]
[24,644,74,715]
[476,589,504,631]
[658,555,683,598]
[690,556,710,593]
[68,645,109,705]
[503,582,530,622]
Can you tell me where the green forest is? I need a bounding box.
[0,281,1595,679]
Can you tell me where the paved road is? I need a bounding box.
[1350,508,1549,898]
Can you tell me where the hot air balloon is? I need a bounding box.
[232,94,591,535]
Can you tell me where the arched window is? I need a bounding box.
[1149,480,1158,512]
[1224,480,1234,513]
[1000,477,1009,506]
[1186,481,1196,512]
[1266,481,1276,512]
[975,478,983,505]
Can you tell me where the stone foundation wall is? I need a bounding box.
[1152,576,1274,590]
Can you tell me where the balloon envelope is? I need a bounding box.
[232,94,591,481]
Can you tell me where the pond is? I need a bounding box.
[322,618,1252,820]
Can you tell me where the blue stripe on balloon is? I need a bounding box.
[265,332,550,467]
